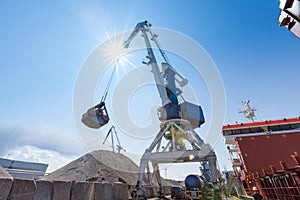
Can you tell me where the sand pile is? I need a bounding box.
[45,150,178,186]
[0,166,12,178]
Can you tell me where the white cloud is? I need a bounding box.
[0,124,85,156]
[0,124,88,172]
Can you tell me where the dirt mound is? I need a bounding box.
[45,150,139,185]
[0,166,12,178]
[45,150,178,186]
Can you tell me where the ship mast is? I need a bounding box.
[239,100,257,122]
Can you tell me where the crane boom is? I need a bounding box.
[123,20,190,120]
[124,21,171,107]
[123,21,205,125]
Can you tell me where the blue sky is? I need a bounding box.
[0,1,299,179]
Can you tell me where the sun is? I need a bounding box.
[106,41,125,60]
[103,38,129,67]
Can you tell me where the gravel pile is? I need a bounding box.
[45,150,178,186]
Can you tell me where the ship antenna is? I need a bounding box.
[239,100,257,122]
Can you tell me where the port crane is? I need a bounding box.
[123,21,219,199]
[103,125,126,154]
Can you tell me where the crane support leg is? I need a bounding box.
[207,155,219,183]
[152,162,163,196]
[133,119,219,199]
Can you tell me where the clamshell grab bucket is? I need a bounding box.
[81,105,109,129]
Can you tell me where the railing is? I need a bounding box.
[262,186,300,200]
[4,168,47,179]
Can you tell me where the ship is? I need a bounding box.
[223,101,300,199]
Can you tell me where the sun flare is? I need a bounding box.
[104,39,128,66]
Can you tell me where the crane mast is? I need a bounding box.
[124,21,219,199]
[103,125,126,154]
[124,20,188,121]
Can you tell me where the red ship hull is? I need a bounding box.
[223,117,300,199]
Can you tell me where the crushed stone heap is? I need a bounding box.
[45,150,139,185]
[45,150,177,186]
